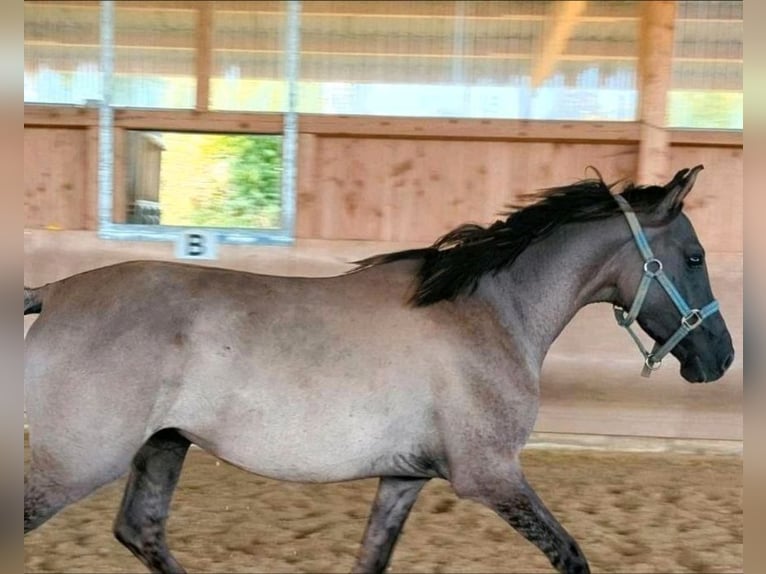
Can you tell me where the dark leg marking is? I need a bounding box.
[493,477,589,574]
[352,477,429,574]
[113,428,190,574]
[24,477,63,534]
[25,450,116,535]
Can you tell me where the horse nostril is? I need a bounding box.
[722,352,735,371]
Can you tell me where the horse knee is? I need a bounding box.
[450,464,523,504]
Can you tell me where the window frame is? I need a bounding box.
[96,0,300,246]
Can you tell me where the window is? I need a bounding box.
[210,1,287,112]
[667,1,743,129]
[120,131,283,230]
[24,1,101,105]
[24,1,200,109]
[112,1,198,109]
[295,1,640,121]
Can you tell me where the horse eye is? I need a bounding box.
[687,254,704,268]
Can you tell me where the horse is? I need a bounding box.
[23,165,734,574]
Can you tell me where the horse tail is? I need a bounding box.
[24,285,47,315]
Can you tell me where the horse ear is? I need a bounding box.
[658,164,704,215]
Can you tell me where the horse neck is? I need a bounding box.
[474,217,627,375]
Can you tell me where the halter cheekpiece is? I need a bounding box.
[612,194,720,377]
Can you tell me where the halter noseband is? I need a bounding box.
[612,195,720,377]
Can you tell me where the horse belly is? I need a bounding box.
[171,385,437,483]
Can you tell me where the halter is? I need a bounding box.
[612,195,720,377]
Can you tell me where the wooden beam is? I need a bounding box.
[24,105,741,148]
[195,1,213,112]
[24,105,98,127]
[113,109,284,134]
[531,1,588,88]
[298,115,639,143]
[636,1,677,184]
[669,129,743,148]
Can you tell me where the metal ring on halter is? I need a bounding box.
[643,258,662,276]
[614,305,630,326]
[681,309,703,330]
[644,355,663,371]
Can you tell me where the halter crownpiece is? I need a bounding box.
[612,194,720,377]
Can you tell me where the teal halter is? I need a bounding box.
[613,195,720,377]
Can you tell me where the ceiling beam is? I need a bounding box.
[195,1,212,112]
[531,0,588,88]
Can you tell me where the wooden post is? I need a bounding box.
[84,126,99,230]
[636,1,677,184]
[112,128,127,223]
[195,1,213,112]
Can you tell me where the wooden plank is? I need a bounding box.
[113,109,283,133]
[636,1,677,184]
[83,126,99,230]
[669,146,742,253]
[26,106,742,147]
[195,1,213,112]
[669,129,743,148]
[299,115,641,143]
[336,138,387,240]
[531,1,588,88]
[24,105,98,127]
[24,128,88,229]
[304,137,641,242]
[112,128,127,224]
[386,139,447,242]
[295,133,320,238]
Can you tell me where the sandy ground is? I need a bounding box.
[24,445,742,574]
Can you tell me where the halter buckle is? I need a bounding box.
[681,309,703,330]
[643,258,662,276]
[644,355,663,371]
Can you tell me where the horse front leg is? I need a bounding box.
[351,476,429,574]
[453,459,590,574]
[113,428,190,574]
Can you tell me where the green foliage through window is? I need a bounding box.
[151,133,283,229]
[667,91,743,130]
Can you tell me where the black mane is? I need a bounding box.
[352,173,675,306]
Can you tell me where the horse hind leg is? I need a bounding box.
[25,442,132,534]
[113,428,190,574]
[351,476,429,574]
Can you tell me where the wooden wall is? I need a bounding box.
[669,144,743,254]
[295,136,742,252]
[297,138,639,243]
[23,108,743,253]
[24,126,96,230]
